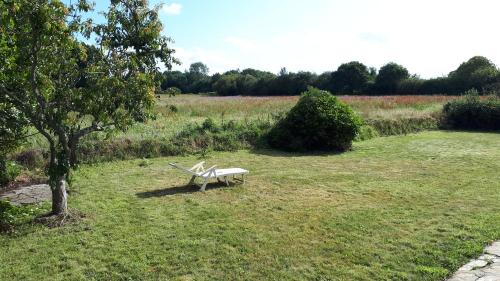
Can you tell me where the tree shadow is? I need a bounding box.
[136,182,230,198]
[440,129,500,134]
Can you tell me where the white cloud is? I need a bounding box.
[173,47,240,73]
[161,3,182,15]
[224,37,260,52]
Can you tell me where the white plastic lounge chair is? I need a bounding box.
[169,161,249,192]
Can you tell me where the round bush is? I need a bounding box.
[267,88,362,152]
[442,92,500,131]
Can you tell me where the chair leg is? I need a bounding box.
[200,178,209,192]
[188,175,196,186]
[242,174,245,185]
[224,176,229,187]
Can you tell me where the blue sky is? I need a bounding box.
[77,0,500,78]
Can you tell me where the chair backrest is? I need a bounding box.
[169,163,199,176]
[190,161,206,174]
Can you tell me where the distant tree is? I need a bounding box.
[161,71,188,92]
[279,67,288,76]
[186,62,211,93]
[253,73,277,96]
[212,74,238,96]
[0,0,176,216]
[271,71,317,95]
[210,73,222,87]
[331,61,371,94]
[374,63,410,94]
[368,67,378,80]
[397,78,425,95]
[223,69,240,75]
[189,62,209,76]
[240,68,259,77]
[236,74,258,95]
[420,77,451,95]
[314,71,335,93]
[448,56,500,93]
[188,78,212,93]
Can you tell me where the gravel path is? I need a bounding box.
[0,184,51,205]
[448,242,500,281]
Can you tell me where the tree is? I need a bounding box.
[189,62,209,76]
[314,71,335,93]
[236,74,258,95]
[271,71,317,95]
[374,63,410,94]
[186,62,210,93]
[448,56,500,93]
[212,74,238,96]
[0,2,28,185]
[331,61,371,94]
[0,105,27,185]
[0,0,176,216]
[161,71,188,92]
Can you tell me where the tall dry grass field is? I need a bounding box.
[25,94,462,149]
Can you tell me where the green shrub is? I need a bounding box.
[76,118,272,163]
[164,87,182,96]
[201,118,220,133]
[14,149,45,170]
[442,92,500,130]
[174,118,271,153]
[267,88,362,152]
[368,117,439,136]
[0,160,21,186]
[0,200,16,232]
[355,125,380,141]
[138,139,162,158]
[169,105,178,113]
[0,200,43,233]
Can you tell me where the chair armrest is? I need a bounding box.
[201,165,217,177]
[190,161,206,173]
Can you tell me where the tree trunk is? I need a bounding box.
[48,148,70,216]
[0,157,7,186]
[50,174,68,215]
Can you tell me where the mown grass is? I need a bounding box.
[2,131,499,280]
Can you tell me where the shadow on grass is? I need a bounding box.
[136,182,230,198]
[440,129,500,134]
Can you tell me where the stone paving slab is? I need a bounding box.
[448,242,500,281]
[0,184,51,205]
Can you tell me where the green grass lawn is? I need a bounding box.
[2,131,500,280]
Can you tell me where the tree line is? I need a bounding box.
[161,56,500,96]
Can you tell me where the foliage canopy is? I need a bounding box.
[0,0,176,215]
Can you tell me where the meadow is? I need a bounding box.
[16,94,460,170]
[2,131,499,280]
[120,94,456,141]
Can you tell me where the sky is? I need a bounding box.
[79,0,500,78]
